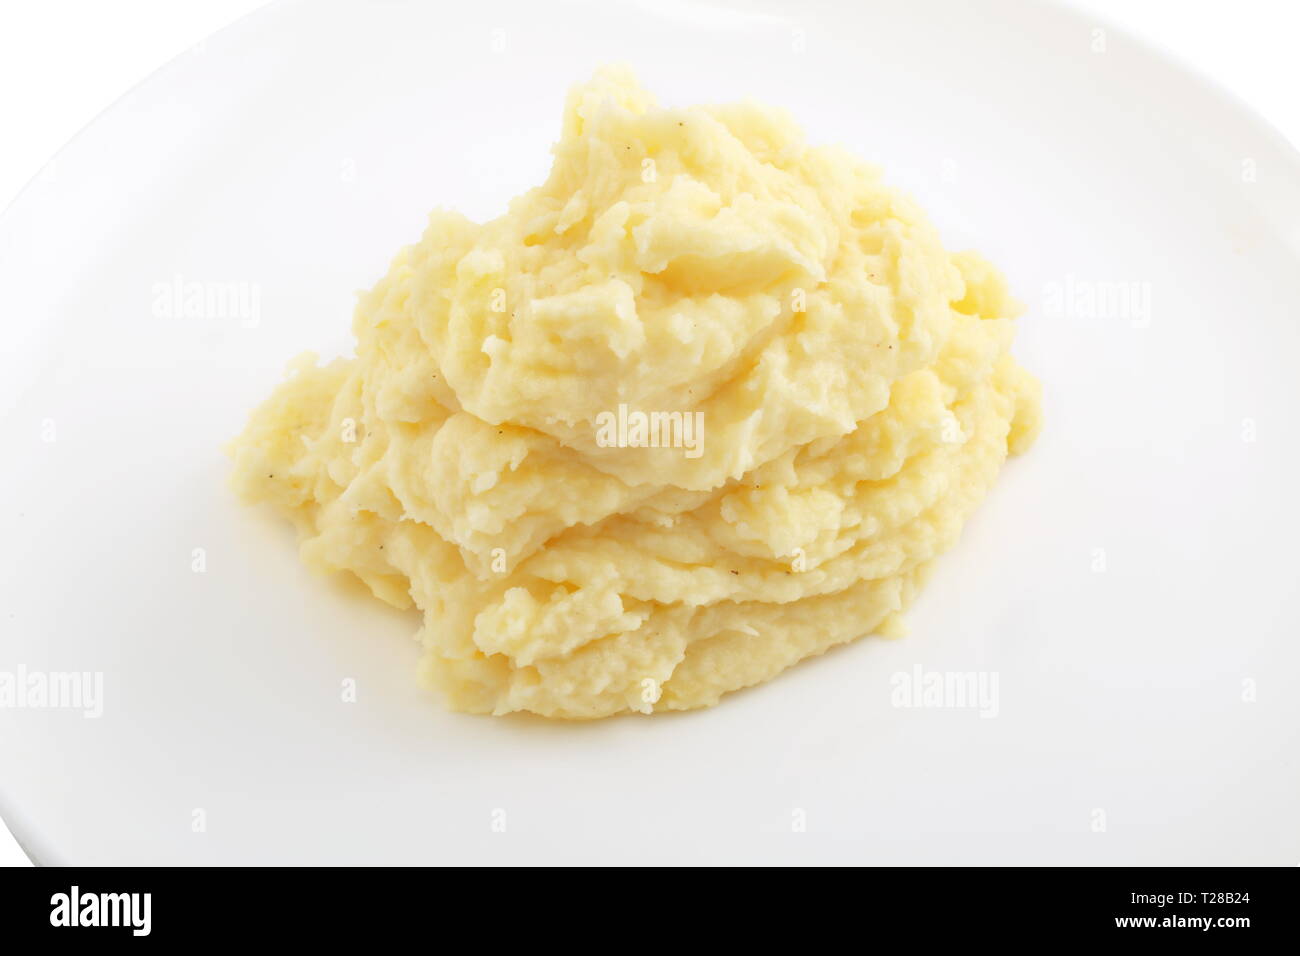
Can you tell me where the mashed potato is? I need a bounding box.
[229,68,1041,718]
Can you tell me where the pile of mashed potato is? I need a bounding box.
[230,67,1041,718]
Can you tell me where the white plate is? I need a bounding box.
[3,0,1299,865]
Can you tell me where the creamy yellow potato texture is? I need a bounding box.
[230,67,1042,719]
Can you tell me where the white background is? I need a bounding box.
[0,0,1296,867]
